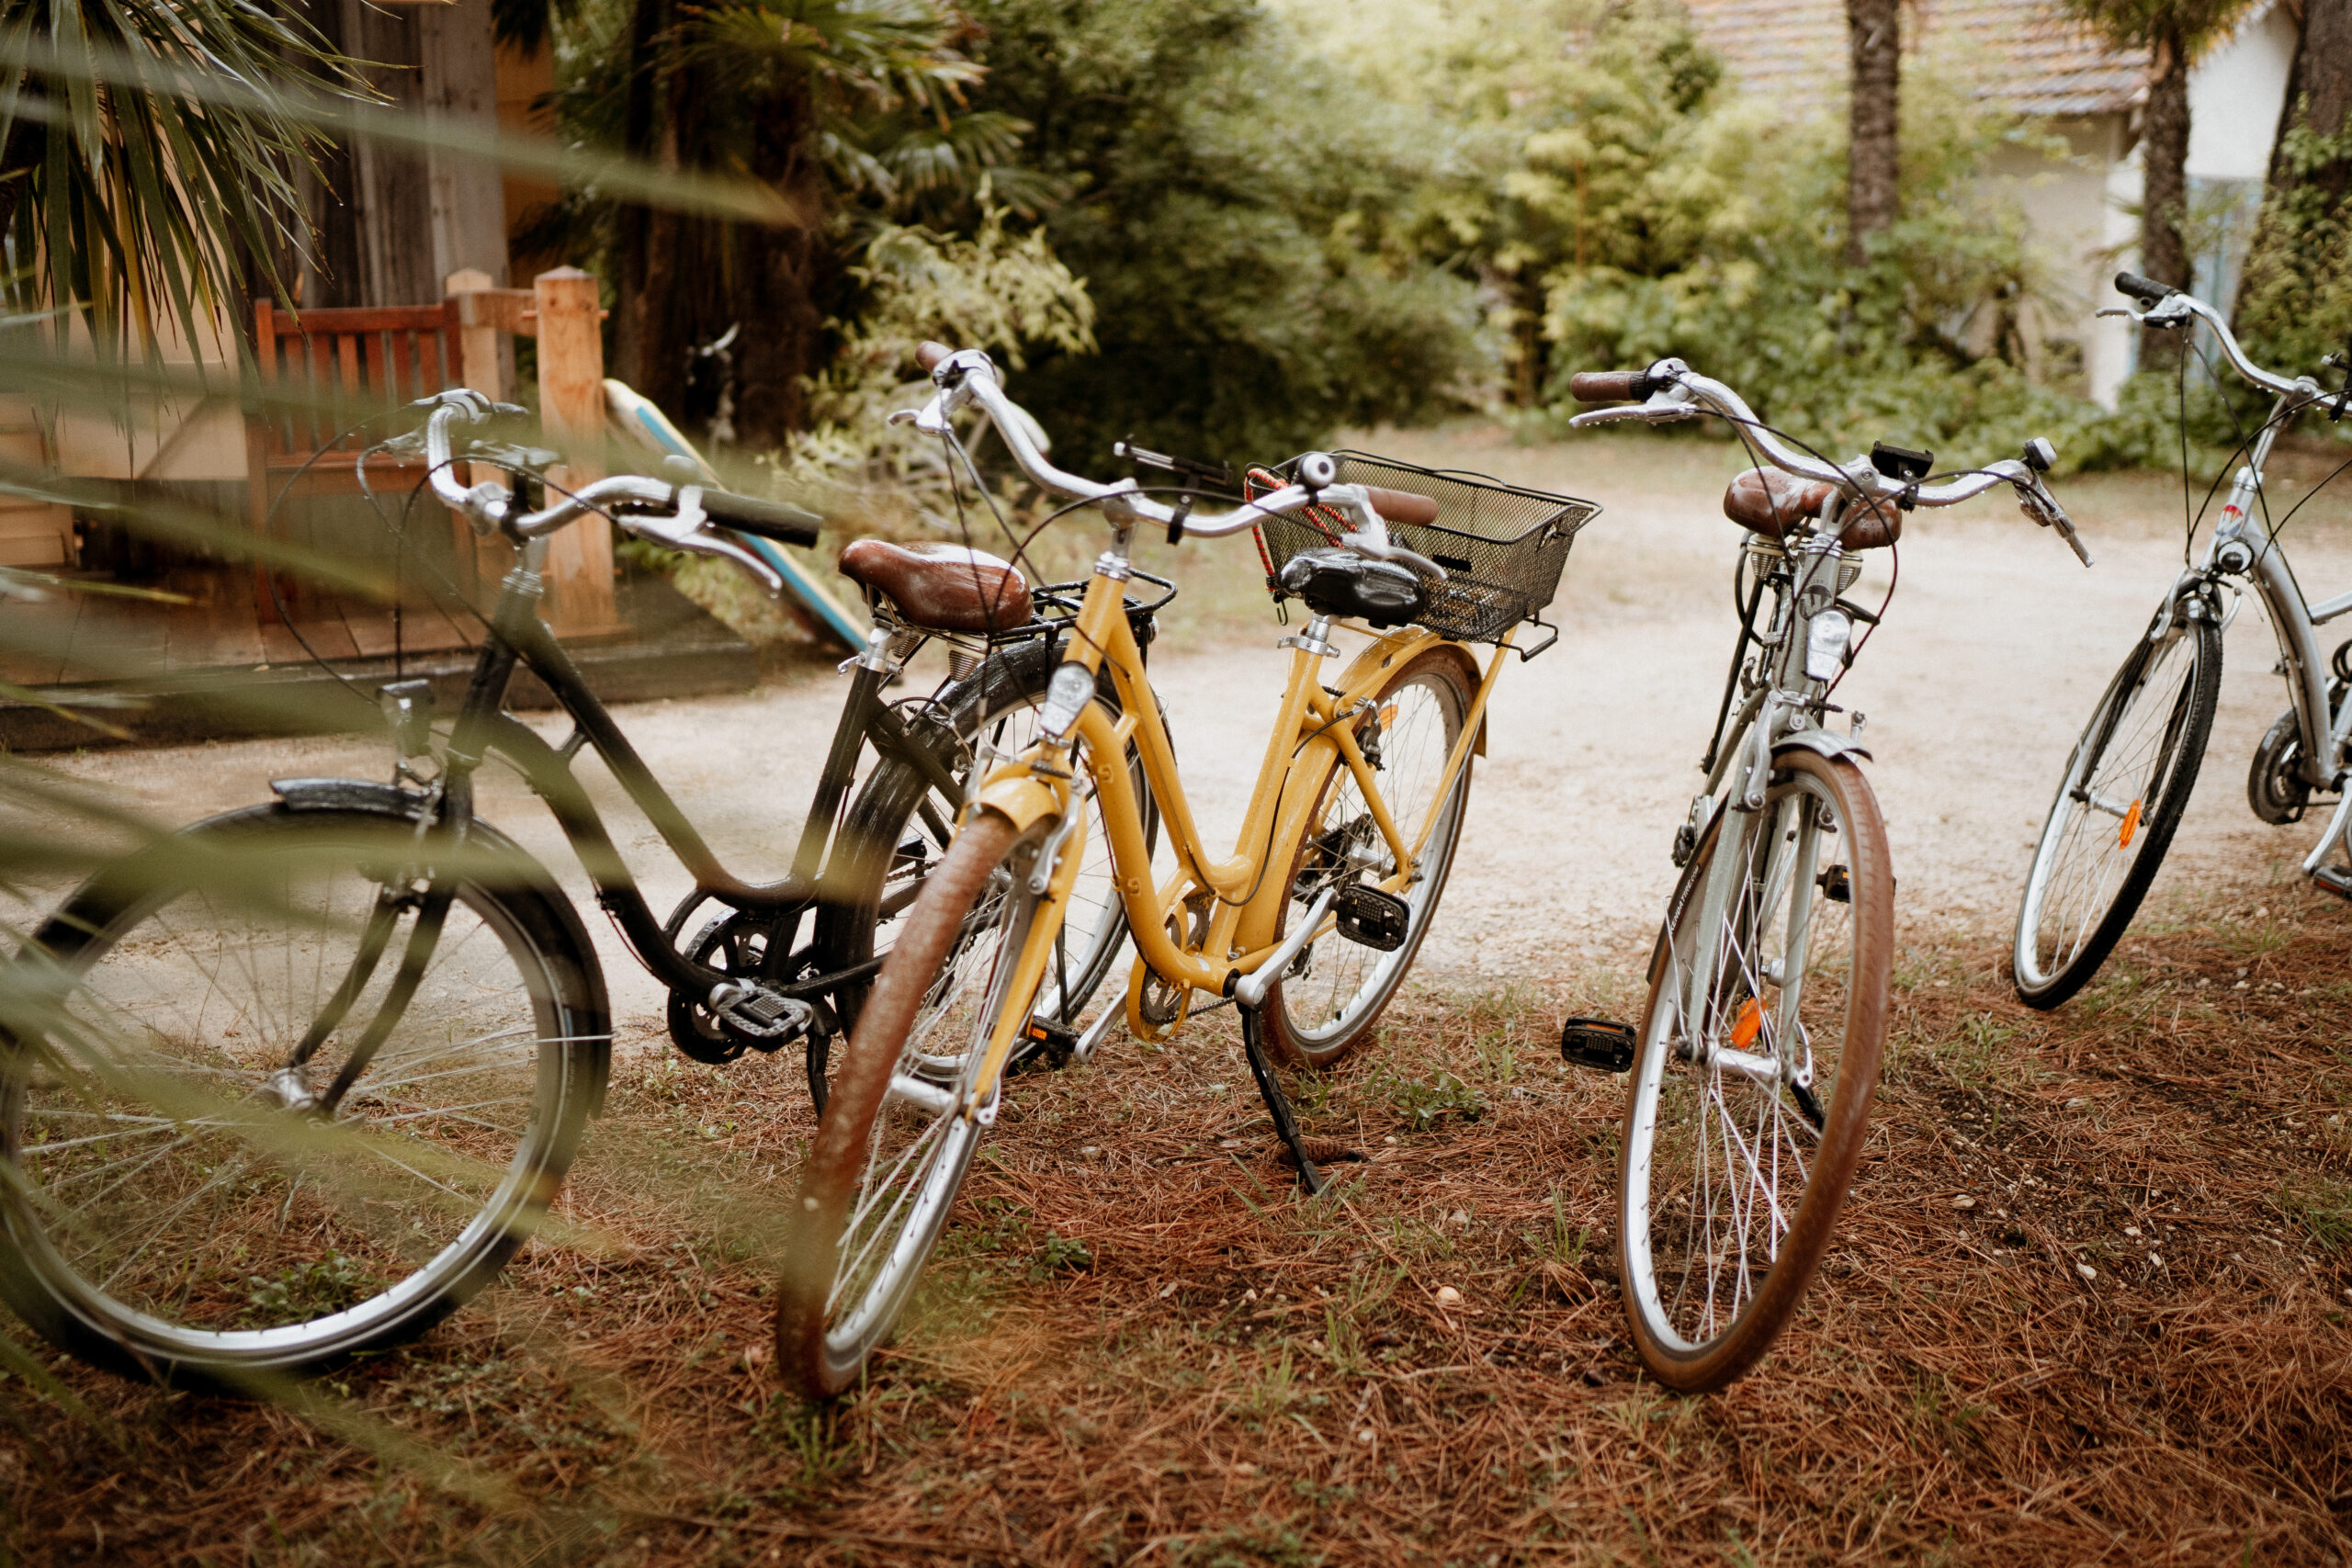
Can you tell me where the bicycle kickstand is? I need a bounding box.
[2302,788,2352,899]
[1236,1000,1325,1196]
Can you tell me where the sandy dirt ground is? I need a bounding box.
[27,423,2352,1032]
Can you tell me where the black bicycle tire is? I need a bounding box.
[0,804,607,1388]
[2012,619,2222,1010]
[1261,644,1475,1067]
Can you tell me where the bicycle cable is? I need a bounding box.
[257,407,436,704]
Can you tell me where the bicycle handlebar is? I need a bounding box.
[413,392,815,595]
[896,345,1453,580]
[2100,274,2324,404]
[1565,357,2092,565]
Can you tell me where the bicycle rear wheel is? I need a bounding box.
[1619,750,1892,1392]
[2012,617,2220,1009]
[0,806,606,1386]
[1261,646,1474,1066]
[777,810,1044,1399]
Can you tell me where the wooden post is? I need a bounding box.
[533,266,618,637]
[444,266,506,601]
[446,266,503,400]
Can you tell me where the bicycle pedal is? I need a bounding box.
[2313,864,2352,901]
[1560,1017,1635,1073]
[1333,884,1409,952]
[711,983,812,1044]
[1013,1014,1080,1072]
[1817,863,1851,903]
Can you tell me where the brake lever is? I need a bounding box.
[1567,404,1690,429]
[2018,479,2093,567]
[623,487,787,595]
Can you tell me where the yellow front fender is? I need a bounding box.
[969,768,1069,834]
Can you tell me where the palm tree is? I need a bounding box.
[0,0,361,363]
[568,0,1026,448]
[2233,0,2352,374]
[2064,0,2254,359]
[1846,0,1900,264]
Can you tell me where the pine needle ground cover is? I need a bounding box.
[3,872,2347,1564]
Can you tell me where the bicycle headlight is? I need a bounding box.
[1804,609,1854,682]
[1038,661,1096,739]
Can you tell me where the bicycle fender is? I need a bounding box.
[969,771,1066,833]
[1772,728,1872,766]
[266,777,615,1119]
[1334,634,1487,755]
[271,777,436,818]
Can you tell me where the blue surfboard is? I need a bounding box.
[602,378,867,655]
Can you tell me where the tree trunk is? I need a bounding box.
[2235,0,2352,370]
[2139,28,2193,366]
[728,78,827,449]
[2265,0,2352,195]
[607,0,669,395]
[1846,0,1900,264]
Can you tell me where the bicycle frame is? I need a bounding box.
[950,525,1511,1116]
[363,537,981,1016]
[1663,527,1872,1088]
[2160,394,2352,878]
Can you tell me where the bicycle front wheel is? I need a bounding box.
[0,806,607,1387]
[776,809,1048,1399]
[1261,646,1474,1066]
[808,640,1151,1107]
[1620,750,1892,1392]
[2012,617,2220,1010]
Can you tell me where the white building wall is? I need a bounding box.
[2186,0,2297,184]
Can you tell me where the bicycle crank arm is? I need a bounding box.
[1233,887,1339,1009]
[2300,788,2352,881]
[1072,989,1125,1061]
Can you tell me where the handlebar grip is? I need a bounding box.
[2114,271,2174,307]
[1569,371,1648,402]
[700,489,823,547]
[916,341,953,372]
[1363,486,1440,527]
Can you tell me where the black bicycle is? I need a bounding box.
[0,391,1153,1385]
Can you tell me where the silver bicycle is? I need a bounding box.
[1567,358,2088,1389]
[2013,273,2352,1010]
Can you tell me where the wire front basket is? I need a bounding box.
[1251,451,1600,645]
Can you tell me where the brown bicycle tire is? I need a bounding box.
[1617,749,1893,1392]
[775,810,1025,1400]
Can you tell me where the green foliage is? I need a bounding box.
[1536,69,2103,464]
[2276,1173,2352,1254]
[956,0,1487,472]
[1373,1066,1487,1131]
[790,207,1096,484]
[2235,120,2352,384]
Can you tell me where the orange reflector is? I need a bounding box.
[1731,998,1762,1049]
[2119,797,2143,849]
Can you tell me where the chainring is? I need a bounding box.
[663,895,802,1064]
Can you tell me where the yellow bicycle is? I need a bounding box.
[776,344,1596,1397]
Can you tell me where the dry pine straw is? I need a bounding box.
[4,879,2350,1566]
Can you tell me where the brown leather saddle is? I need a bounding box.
[1722,468,1900,550]
[836,539,1034,633]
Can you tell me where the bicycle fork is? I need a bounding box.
[1671,757,1822,1102]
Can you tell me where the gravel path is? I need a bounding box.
[36,425,2352,1032]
